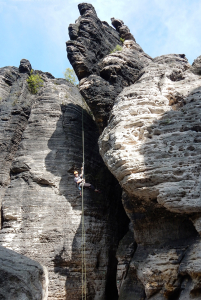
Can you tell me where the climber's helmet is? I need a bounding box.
[74,171,78,176]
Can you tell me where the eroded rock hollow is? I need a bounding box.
[67,3,201,300]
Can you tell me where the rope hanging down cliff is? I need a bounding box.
[73,99,100,299]
[81,98,87,300]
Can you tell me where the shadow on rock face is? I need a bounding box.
[45,103,129,299]
[45,103,100,207]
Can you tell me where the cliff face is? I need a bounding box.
[0,60,129,299]
[67,3,201,300]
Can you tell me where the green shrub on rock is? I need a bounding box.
[110,45,123,54]
[27,70,44,94]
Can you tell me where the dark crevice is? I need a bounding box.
[95,251,101,269]
[168,287,181,300]
[170,275,192,300]
[104,206,130,300]
[191,288,201,297]
[1,207,4,230]
[105,249,118,300]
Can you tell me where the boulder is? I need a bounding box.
[0,246,48,300]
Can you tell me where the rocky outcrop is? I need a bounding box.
[0,60,129,299]
[67,3,201,299]
[111,18,135,42]
[0,246,48,300]
[67,3,152,130]
[191,55,201,75]
[19,59,32,74]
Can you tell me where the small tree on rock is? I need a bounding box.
[63,68,78,85]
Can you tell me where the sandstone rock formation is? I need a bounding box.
[67,3,152,130]
[1,2,201,299]
[67,3,201,300]
[0,59,129,299]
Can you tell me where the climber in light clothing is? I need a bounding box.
[74,167,100,194]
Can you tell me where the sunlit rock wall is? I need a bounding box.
[99,54,201,299]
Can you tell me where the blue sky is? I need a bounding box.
[0,0,200,79]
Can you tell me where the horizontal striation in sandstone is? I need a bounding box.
[0,59,129,299]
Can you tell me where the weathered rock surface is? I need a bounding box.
[66,3,201,299]
[0,60,129,299]
[67,3,152,130]
[0,63,34,206]
[67,3,120,80]
[0,245,48,300]
[100,54,201,213]
[98,53,201,298]
[191,55,201,75]
[19,59,32,74]
[111,17,136,42]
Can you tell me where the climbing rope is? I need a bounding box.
[81,98,87,300]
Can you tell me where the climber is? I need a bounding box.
[74,167,101,194]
